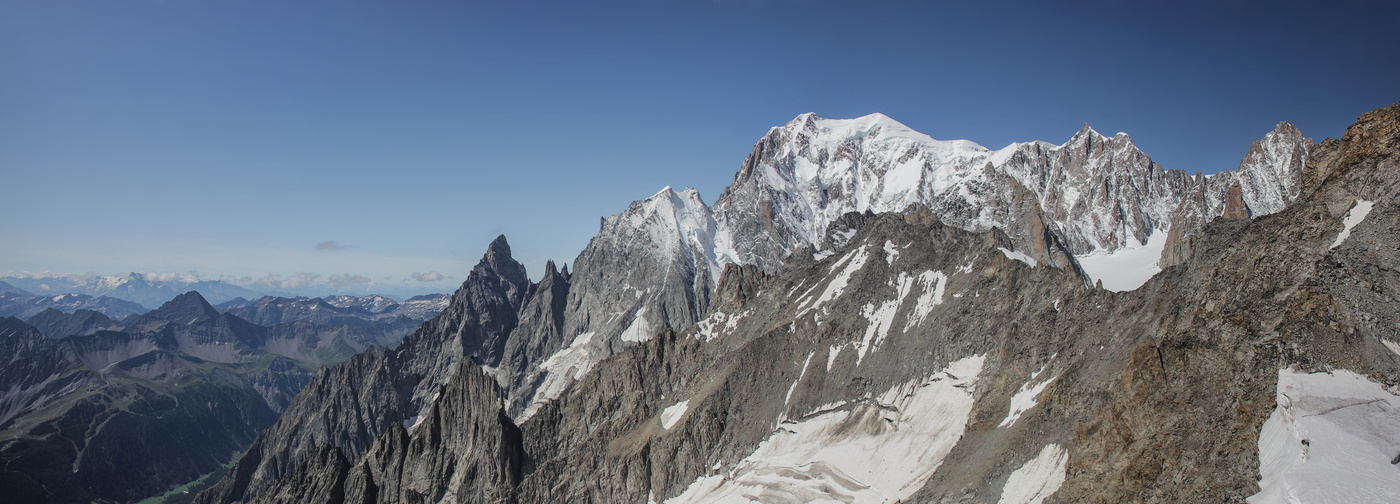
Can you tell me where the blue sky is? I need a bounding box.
[2,0,1397,295]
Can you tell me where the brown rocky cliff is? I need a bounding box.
[1220,180,1251,220]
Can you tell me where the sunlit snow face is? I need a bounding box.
[666,356,987,504]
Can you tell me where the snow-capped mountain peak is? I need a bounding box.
[1233,121,1309,215]
[606,186,724,274]
[500,112,1310,418]
[792,112,940,145]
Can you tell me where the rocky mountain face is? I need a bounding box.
[23,308,118,339]
[194,237,541,504]
[201,102,1399,504]
[247,363,524,504]
[0,289,450,504]
[1160,122,1311,266]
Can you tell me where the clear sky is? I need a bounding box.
[2,0,1397,295]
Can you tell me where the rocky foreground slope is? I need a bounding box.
[198,104,1397,504]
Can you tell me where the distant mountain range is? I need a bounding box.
[0,272,453,310]
[0,291,150,319]
[0,273,263,308]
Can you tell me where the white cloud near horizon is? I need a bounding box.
[328,273,373,289]
[256,272,321,289]
[410,271,445,282]
[141,271,206,283]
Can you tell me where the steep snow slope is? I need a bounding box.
[667,356,986,504]
[1249,368,1400,504]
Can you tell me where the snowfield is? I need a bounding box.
[660,400,690,430]
[1074,231,1168,292]
[999,360,1056,428]
[1248,368,1400,504]
[1330,200,1374,249]
[666,356,985,504]
[997,444,1068,504]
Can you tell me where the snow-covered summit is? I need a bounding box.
[788,112,943,145]
[720,113,1304,275]
[590,112,1308,298]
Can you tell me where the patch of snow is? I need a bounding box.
[904,270,948,331]
[856,272,916,364]
[799,246,870,316]
[997,444,1068,504]
[524,330,602,420]
[827,344,842,372]
[661,400,690,430]
[831,228,858,248]
[793,281,823,311]
[539,331,598,377]
[1383,339,1400,358]
[619,306,654,342]
[998,247,1037,268]
[695,311,723,341]
[1248,368,1400,504]
[1000,362,1056,428]
[781,352,817,420]
[883,240,901,265]
[1075,231,1168,292]
[724,310,747,334]
[1330,200,1374,249]
[667,355,986,504]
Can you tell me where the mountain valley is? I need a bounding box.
[0,292,448,504]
